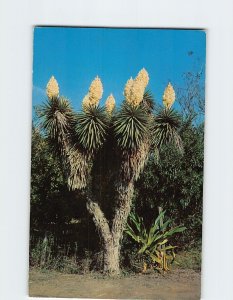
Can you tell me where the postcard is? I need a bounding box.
[29,27,205,299]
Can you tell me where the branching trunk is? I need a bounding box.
[86,182,134,275]
[86,198,120,274]
[85,141,149,275]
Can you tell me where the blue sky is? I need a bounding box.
[32,27,206,111]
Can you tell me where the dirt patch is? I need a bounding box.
[29,269,201,299]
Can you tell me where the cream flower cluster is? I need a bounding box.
[105,94,115,114]
[82,94,90,112]
[124,77,134,101]
[124,68,149,107]
[88,76,103,106]
[163,83,175,108]
[82,76,104,111]
[135,68,149,90]
[46,76,59,99]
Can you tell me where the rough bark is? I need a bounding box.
[86,198,121,275]
[112,181,134,244]
[102,236,120,274]
[86,181,134,275]
[86,198,111,242]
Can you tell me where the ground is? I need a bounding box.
[29,269,201,299]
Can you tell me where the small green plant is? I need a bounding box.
[125,210,186,272]
[174,246,201,271]
[30,234,80,273]
[30,235,53,268]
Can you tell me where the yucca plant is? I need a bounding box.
[125,210,186,272]
[37,70,183,275]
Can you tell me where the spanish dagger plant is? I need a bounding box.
[37,70,183,275]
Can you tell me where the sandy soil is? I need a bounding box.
[29,269,201,300]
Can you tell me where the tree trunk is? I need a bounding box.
[112,181,134,241]
[86,198,121,275]
[86,182,134,275]
[103,237,120,275]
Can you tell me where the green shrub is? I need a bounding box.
[125,210,186,272]
[174,247,201,271]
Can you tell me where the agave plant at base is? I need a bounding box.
[125,210,186,272]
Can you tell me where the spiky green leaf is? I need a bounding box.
[113,103,150,151]
[36,97,76,156]
[141,90,155,112]
[75,106,108,152]
[153,108,183,152]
